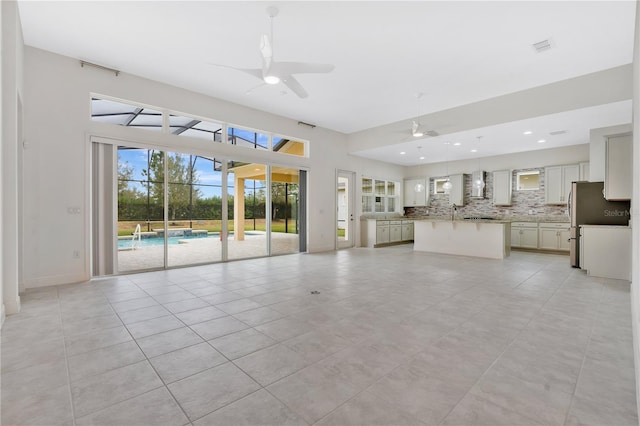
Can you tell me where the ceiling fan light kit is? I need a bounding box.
[209,6,334,99]
[264,75,280,85]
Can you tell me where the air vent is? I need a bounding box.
[532,39,552,53]
[549,130,567,136]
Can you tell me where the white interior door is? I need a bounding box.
[337,170,355,249]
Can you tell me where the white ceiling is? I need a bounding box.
[17,1,636,164]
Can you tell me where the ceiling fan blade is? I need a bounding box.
[206,63,263,80]
[271,61,334,75]
[245,82,267,95]
[259,34,273,71]
[282,75,308,98]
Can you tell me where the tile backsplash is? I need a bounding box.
[404,168,569,218]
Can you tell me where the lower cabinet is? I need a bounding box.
[389,221,402,243]
[401,222,414,241]
[511,222,538,249]
[538,223,570,251]
[361,219,414,247]
[511,221,570,251]
[376,221,390,244]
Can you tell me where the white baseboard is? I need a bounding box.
[307,244,337,254]
[24,272,89,289]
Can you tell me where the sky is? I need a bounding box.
[118,147,267,199]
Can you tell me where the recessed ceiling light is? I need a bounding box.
[523,130,533,135]
[419,156,425,160]
[453,142,461,146]
[400,151,406,155]
[537,139,546,143]
[470,149,478,153]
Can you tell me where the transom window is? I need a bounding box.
[90,96,308,158]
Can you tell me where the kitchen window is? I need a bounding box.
[362,177,399,213]
[517,171,540,191]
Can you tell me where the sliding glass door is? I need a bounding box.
[227,161,268,260]
[117,147,165,272]
[271,166,300,255]
[99,141,306,275]
[167,152,223,267]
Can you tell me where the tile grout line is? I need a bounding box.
[58,287,79,426]
[69,279,193,424]
[561,280,605,426]
[435,262,574,425]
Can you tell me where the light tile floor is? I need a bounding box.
[1,246,637,425]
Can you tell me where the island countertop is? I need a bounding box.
[413,219,511,259]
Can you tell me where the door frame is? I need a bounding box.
[336,170,356,249]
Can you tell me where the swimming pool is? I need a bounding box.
[117,232,260,249]
[118,234,219,249]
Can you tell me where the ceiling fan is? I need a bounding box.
[397,94,438,140]
[410,120,438,138]
[210,6,334,98]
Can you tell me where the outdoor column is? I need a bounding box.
[234,176,245,240]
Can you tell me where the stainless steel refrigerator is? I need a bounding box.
[568,181,630,267]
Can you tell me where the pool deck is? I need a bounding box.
[117,232,300,272]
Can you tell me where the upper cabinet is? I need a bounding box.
[448,174,465,206]
[492,170,512,206]
[579,162,590,181]
[404,178,428,207]
[605,134,632,200]
[545,164,579,205]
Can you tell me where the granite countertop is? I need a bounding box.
[412,217,511,224]
[407,215,570,223]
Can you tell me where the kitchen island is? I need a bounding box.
[414,219,511,259]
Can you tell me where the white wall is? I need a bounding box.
[1,1,4,324]
[631,0,640,416]
[404,144,589,180]
[21,46,403,288]
[2,0,24,320]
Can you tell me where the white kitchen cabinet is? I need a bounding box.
[511,222,538,249]
[448,174,465,206]
[389,221,402,242]
[579,162,590,181]
[605,133,632,200]
[492,170,512,206]
[538,222,570,251]
[401,221,414,240]
[544,164,579,205]
[361,219,414,247]
[376,221,390,244]
[403,178,428,207]
[581,225,631,280]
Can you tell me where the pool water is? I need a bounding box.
[118,234,220,249]
[117,231,261,249]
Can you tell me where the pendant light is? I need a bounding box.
[442,142,452,192]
